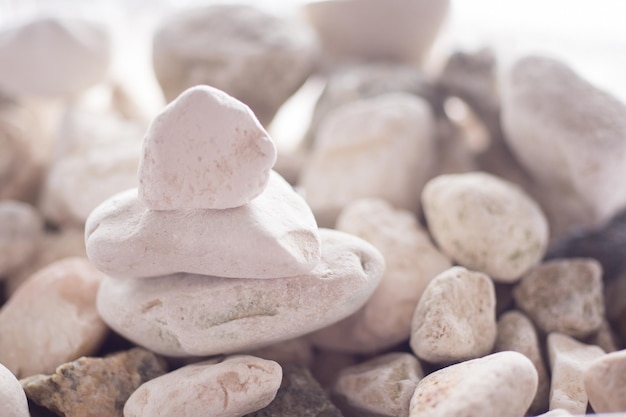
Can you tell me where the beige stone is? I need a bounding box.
[494,310,550,414]
[547,333,605,414]
[124,355,281,417]
[334,353,423,417]
[0,258,107,377]
[0,200,44,277]
[409,351,538,417]
[96,229,384,357]
[309,198,451,353]
[245,337,314,368]
[422,172,548,282]
[586,319,619,353]
[583,349,626,413]
[513,259,604,338]
[410,266,496,363]
[0,362,29,417]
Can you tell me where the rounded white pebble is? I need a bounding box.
[583,349,626,413]
[0,362,29,417]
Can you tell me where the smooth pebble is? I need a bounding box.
[0,200,43,277]
[0,362,29,417]
[583,349,626,413]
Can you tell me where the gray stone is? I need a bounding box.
[0,200,44,277]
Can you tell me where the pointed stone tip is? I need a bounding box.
[137,85,277,211]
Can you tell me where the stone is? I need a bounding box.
[153,5,317,126]
[138,85,277,211]
[534,410,574,417]
[0,17,110,97]
[334,353,423,417]
[0,362,29,417]
[583,349,626,413]
[301,93,436,223]
[513,258,604,338]
[494,310,550,414]
[96,228,384,357]
[501,55,626,239]
[0,258,108,377]
[125,355,281,417]
[245,337,314,368]
[585,319,618,353]
[409,351,538,417]
[86,171,321,279]
[304,0,449,68]
[410,266,496,364]
[0,200,44,277]
[422,172,549,282]
[246,365,344,417]
[22,348,167,417]
[309,350,358,391]
[547,333,605,414]
[309,199,451,353]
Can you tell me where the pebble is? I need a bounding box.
[410,266,496,364]
[0,17,110,97]
[86,171,321,279]
[125,355,281,417]
[137,85,277,211]
[422,172,549,282]
[501,55,626,239]
[301,93,436,224]
[583,349,626,413]
[0,362,29,417]
[334,353,423,417]
[309,199,451,353]
[547,333,605,414]
[22,348,167,417]
[494,310,550,414]
[152,5,317,125]
[0,258,108,377]
[0,200,44,277]
[513,258,604,338]
[409,351,538,417]
[246,365,344,417]
[96,229,384,357]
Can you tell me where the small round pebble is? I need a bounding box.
[422,171,548,282]
[0,200,44,276]
[583,349,626,413]
[409,351,538,417]
[0,362,29,417]
[410,266,496,364]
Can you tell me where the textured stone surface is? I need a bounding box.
[0,257,107,377]
[334,353,423,417]
[494,310,550,414]
[410,266,496,363]
[86,171,321,279]
[0,17,110,96]
[422,172,548,282]
[0,200,43,277]
[501,55,626,239]
[246,365,344,417]
[409,351,538,417]
[137,85,277,211]
[22,348,167,417]
[310,199,451,353]
[125,355,281,417]
[301,93,436,223]
[513,258,604,338]
[583,349,626,413]
[0,362,29,417]
[153,4,317,126]
[547,333,605,414]
[97,229,384,356]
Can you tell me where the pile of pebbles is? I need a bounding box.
[1,1,626,417]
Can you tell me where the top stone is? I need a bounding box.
[138,85,277,210]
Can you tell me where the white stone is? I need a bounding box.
[547,333,605,414]
[0,18,110,97]
[0,258,108,377]
[410,266,496,364]
[422,172,548,282]
[0,200,43,277]
[0,363,29,417]
[501,55,626,239]
[334,352,423,417]
[96,229,384,357]
[309,198,451,353]
[86,171,321,279]
[583,349,626,413]
[301,93,436,222]
[138,85,276,211]
[409,351,538,417]
[124,355,282,417]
